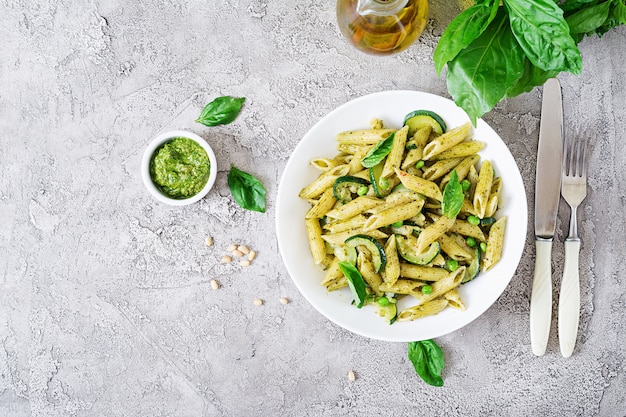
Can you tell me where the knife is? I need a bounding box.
[530,78,563,356]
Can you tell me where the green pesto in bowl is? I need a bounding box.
[149,137,211,199]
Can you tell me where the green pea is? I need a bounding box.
[466,237,477,247]
[446,258,459,271]
[415,160,425,169]
[480,242,487,252]
[391,220,403,228]
[357,185,368,196]
[461,179,471,191]
[379,178,389,189]
[377,297,390,306]
[467,215,480,226]
[421,285,433,295]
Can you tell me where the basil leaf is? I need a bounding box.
[506,58,558,98]
[446,9,526,125]
[560,0,599,14]
[227,166,266,213]
[196,96,245,126]
[338,261,368,308]
[504,0,582,74]
[361,132,395,168]
[616,0,626,24]
[408,340,444,387]
[433,1,500,75]
[442,170,463,218]
[566,0,611,34]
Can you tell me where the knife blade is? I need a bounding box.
[530,78,563,356]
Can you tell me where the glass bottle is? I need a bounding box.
[336,0,429,55]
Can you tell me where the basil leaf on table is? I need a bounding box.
[196,96,245,126]
[433,0,500,75]
[446,8,526,125]
[227,166,266,213]
[338,261,368,308]
[361,132,395,168]
[442,170,463,218]
[566,0,612,35]
[506,58,558,98]
[408,340,445,387]
[503,0,582,74]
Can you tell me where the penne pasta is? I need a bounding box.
[430,140,485,160]
[300,114,507,325]
[482,216,506,271]
[399,263,449,281]
[358,252,384,296]
[363,200,424,231]
[381,235,400,286]
[397,298,449,321]
[325,196,383,220]
[382,125,409,178]
[422,122,472,160]
[444,288,466,311]
[422,157,463,182]
[416,214,456,253]
[305,218,326,265]
[299,164,350,199]
[306,187,337,219]
[473,160,494,219]
[394,168,443,201]
[336,128,396,145]
[411,267,466,306]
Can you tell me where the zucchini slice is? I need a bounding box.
[462,247,481,283]
[403,110,447,136]
[395,234,440,265]
[374,301,398,325]
[333,176,370,203]
[334,245,357,266]
[369,162,391,198]
[345,234,386,273]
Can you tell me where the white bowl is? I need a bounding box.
[276,90,528,342]
[141,130,217,206]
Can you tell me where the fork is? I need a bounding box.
[558,132,588,358]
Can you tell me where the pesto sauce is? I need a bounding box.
[149,137,211,199]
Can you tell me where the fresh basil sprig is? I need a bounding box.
[435,0,625,124]
[442,170,464,218]
[196,96,245,126]
[338,261,368,308]
[408,340,445,387]
[361,132,395,168]
[227,166,266,213]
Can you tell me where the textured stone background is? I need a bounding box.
[1,1,625,416]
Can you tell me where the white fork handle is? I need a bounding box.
[530,240,553,356]
[558,240,581,358]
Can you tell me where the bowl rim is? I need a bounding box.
[141,130,218,206]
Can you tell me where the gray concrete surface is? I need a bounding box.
[1,1,625,416]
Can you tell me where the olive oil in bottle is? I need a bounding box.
[336,0,428,55]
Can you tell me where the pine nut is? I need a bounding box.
[210,279,219,290]
[238,245,250,255]
[205,236,213,247]
[221,255,232,263]
[348,370,356,381]
[248,250,257,261]
[227,244,237,252]
[231,250,243,258]
[253,298,264,306]
[240,260,251,267]
[279,297,289,305]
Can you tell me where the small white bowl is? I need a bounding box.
[141,130,217,206]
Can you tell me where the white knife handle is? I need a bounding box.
[530,239,553,356]
[558,240,581,358]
